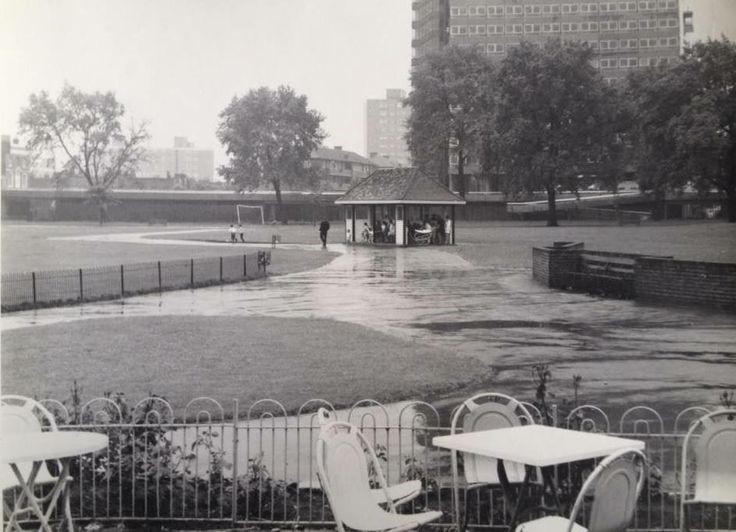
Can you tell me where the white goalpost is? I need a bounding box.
[236,204,266,225]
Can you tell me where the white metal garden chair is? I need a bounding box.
[449,392,540,527]
[315,420,442,532]
[316,408,422,506]
[679,409,736,532]
[515,447,647,532]
[1,395,73,530]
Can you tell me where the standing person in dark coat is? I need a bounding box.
[319,220,330,248]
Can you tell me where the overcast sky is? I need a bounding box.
[1,0,734,168]
[0,0,413,164]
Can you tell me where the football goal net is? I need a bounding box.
[236,205,266,225]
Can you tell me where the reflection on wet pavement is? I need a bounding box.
[2,245,735,408]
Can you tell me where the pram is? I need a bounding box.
[412,228,431,245]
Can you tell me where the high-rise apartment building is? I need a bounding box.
[366,89,412,167]
[412,0,681,83]
[139,137,214,181]
[412,0,451,64]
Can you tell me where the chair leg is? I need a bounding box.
[62,480,73,532]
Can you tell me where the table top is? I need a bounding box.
[0,431,109,464]
[432,425,644,467]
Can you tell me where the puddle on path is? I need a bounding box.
[2,245,735,409]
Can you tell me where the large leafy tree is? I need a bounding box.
[19,84,149,223]
[496,40,617,226]
[406,45,493,197]
[217,86,325,221]
[630,38,736,222]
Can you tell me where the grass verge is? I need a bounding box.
[1,315,488,417]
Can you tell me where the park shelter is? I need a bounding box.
[335,168,466,246]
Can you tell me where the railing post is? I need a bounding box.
[158,261,162,292]
[231,398,239,526]
[120,265,125,298]
[220,257,223,284]
[243,254,247,277]
[31,272,37,307]
[190,258,194,287]
[79,268,84,302]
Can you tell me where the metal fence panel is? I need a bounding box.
[81,265,123,301]
[161,259,191,290]
[193,257,219,285]
[33,268,82,305]
[122,262,159,295]
[0,271,34,308]
[14,397,731,531]
[2,253,266,311]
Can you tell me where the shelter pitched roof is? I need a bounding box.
[335,168,466,204]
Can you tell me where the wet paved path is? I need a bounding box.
[3,243,735,410]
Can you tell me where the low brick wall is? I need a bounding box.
[635,258,736,311]
[533,243,736,312]
[532,242,583,288]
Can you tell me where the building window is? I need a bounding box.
[487,42,505,54]
[580,21,598,31]
[476,6,486,16]
[506,23,523,34]
[506,5,523,16]
[525,23,541,34]
[524,4,542,15]
[487,5,503,16]
[487,24,503,34]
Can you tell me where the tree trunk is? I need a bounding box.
[546,184,558,227]
[456,149,466,198]
[273,179,284,223]
[98,204,107,225]
[726,186,736,223]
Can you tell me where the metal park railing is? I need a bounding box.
[10,396,734,531]
[1,252,271,312]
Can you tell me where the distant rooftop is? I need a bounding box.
[312,146,376,166]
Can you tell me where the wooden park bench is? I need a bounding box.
[568,252,636,298]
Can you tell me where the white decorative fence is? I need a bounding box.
[8,396,735,531]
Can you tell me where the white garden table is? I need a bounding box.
[1,431,109,532]
[433,425,645,531]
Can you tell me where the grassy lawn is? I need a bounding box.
[453,220,736,268]
[1,315,487,416]
[2,220,734,273]
[1,222,338,274]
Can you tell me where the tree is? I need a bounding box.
[217,86,325,222]
[630,38,736,222]
[19,84,149,224]
[406,45,494,197]
[495,40,616,226]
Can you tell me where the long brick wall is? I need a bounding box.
[635,258,736,311]
[533,243,736,312]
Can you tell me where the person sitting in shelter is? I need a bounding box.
[373,221,384,243]
[387,219,396,243]
[380,219,389,243]
[361,222,373,243]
